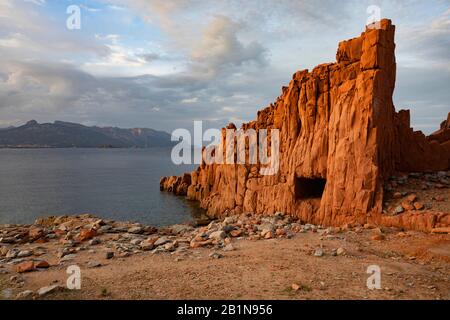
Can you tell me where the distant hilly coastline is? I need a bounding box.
[0,120,174,148]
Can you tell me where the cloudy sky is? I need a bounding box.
[0,0,448,134]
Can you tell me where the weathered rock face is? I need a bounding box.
[161,20,450,231]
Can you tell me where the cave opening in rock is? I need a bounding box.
[295,177,326,200]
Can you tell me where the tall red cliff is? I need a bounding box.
[161,20,450,232]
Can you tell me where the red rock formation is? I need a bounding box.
[161,20,450,231]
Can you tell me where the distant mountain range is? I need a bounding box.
[0,120,174,148]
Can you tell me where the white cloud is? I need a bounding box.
[0,0,449,133]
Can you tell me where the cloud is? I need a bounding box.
[24,0,46,6]
[190,15,268,76]
[0,0,448,135]
[397,8,450,68]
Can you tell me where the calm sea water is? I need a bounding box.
[0,148,202,226]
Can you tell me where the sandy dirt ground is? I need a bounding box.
[1,227,449,300]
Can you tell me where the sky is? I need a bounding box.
[0,0,449,134]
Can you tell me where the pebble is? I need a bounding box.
[413,202,424,210]
[59,254,77,262]
[128,226,144,234]
[154,236,170,247]
[314,249,324,257]
[209,252,223,259]
[171,224,194,234]
[1,288,13,299]
[35,260,50,269]
[209,231,226,240]
[371,234,385,241]
[291,283,301,291]
[89,238,101,246]
[221,225,235,233]
[16,290,34,300]
[223,244,235,252]
[15,261,35,273]
[87,261,102,268]
[130,238,142,245]
[393,206,404,215]
[17,250,33,258]
[6,249,19,259]
[38,285,63,296]
[164,242,176,252]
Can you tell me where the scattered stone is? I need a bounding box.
[401,201,414,211]
[209,231,226,240]
[413,202,424,210]
[209,252,223,259]
[223,217,236,225]
[164,242,176,252]
[35,260,50,269]
[105,251,114,259]
[37,285,63,296]
[0,246,9,256]
[291,283,300,291]
[87,261,102,268]
[314,249,324,257]
[336,247,346,256]
[29,228,45,241]
[154,236,171,247]
[17,250,33,258]
[78,228,97,242]
[190,240,213,248]
[230,229,243,237]
[431,227,450,234]
[264,231,274,239]
[1,288,13,299]
[0,237,16,244]
[130,238,142,245]
[223,244,235,252]
[88,238,101,246]
[15,261,35,273]
[60,254,77,263]
[99,225,113,233]
[371,234,385,241]
[221,225,235,233]
[393,192,402,199]
[16,290,34,300]
[170,224,193,234]
[393,206,404,215]
[6,249,19,259]
[57,247,73,258]
[140,241,155,251]
[128,226,144,234]
[407,194,417,202]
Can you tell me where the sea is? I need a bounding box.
[0,148,203,226]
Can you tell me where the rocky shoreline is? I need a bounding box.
[0,212,328,299]
[1,210,449,300]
